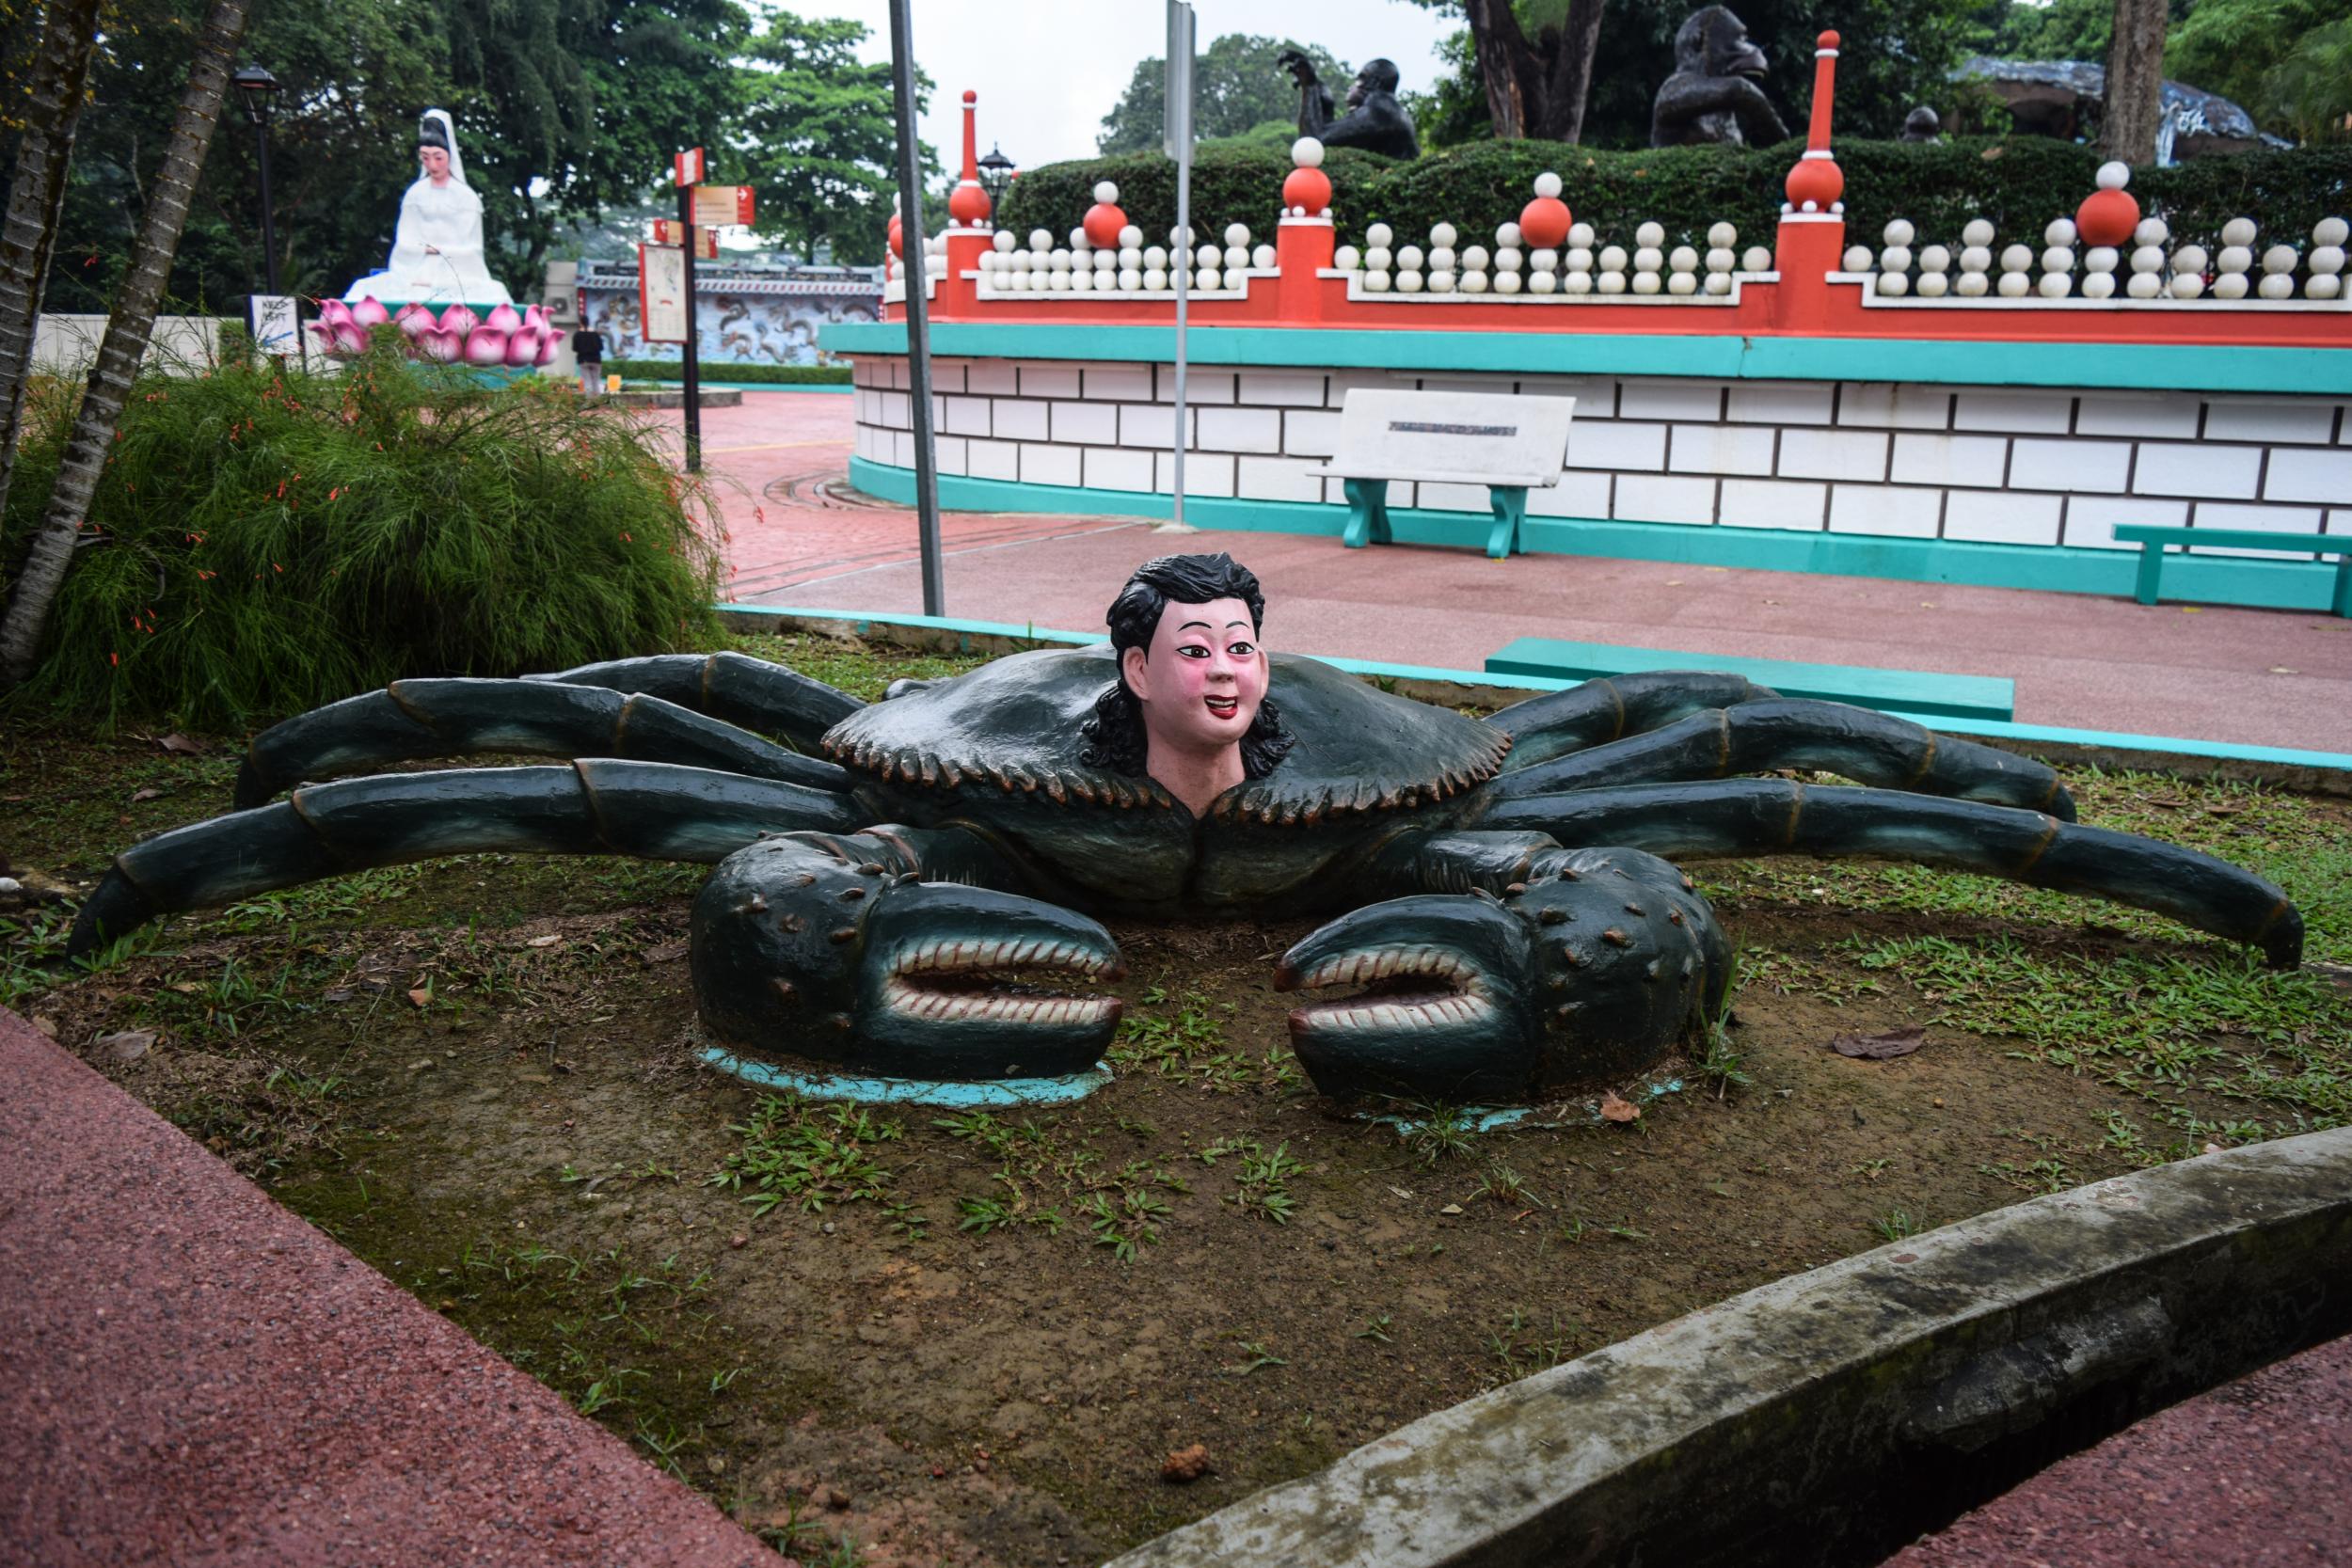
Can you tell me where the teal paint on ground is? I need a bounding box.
[1486,638,2017,721]
[625,380,852,393]
[700,1048,1113,1106]
[818,322,2352,394]
[841,456,2343,614]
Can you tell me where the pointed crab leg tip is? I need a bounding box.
[1272,961,1301,991]
[1285,1006,1319,1034]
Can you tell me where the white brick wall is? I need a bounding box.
[851,356,2347,562]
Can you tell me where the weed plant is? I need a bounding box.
[1,336,723,730]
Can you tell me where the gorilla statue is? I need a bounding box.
[1276,50,1421,160]
[1649,7,1790,149]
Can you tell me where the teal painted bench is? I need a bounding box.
[1485,638,2015,721]
[2112,524,2352,617]
[1313,388,1578,561]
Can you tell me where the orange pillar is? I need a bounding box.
[1773,31,1846,335]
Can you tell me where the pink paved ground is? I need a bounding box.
[1884,1333,2352,1566]
[0,1009,784,1568]
[661,393,2352,753]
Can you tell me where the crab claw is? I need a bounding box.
[1276,847,1731,1104]
[691,834,1122,1081]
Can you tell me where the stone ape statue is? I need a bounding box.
[1649,7,1789,149]
[1276,51,1421,159]
[1901,105,1944,142]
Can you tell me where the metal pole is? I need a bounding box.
[1167,2,1194,532]
[889,0,946,617]
[253,121,280,296]
[678,181,702,473]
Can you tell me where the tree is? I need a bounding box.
[736,9,907,266]
[0,0,250,689]
[1455,0,1606,142]
[1096,34,1346,154]
[0,0,102,534]
[2168,0,2352,140]
[2104,0,2166,159]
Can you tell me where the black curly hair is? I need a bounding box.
[1078,553,1294,779]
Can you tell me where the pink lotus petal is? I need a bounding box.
[419,326,464,361]
[462,327,509,366]
[522,303,548,331]
[349,296,390,329]
[438,304,479,336]
[317,298,354,327]
[396,304,435,340]
[534,331,560,366]
[332,323,368,355]
[503,325,545,367]
[306,322,342,355]
[485,303,522,332]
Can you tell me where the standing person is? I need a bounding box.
[572,323,606,397]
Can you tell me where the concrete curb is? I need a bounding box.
[1108,1128,2352,1568]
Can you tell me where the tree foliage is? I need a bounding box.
[737,9,918,266]
[2168,0,2352,141]
[1095,33,1346,155]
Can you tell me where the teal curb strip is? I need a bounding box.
[842,456,2343,614]
[621,379,852,393]
[818,321,2352,393]
[712,599,2352,776]
[700,1048,1114,1105]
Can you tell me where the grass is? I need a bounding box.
[710,1094,903,1216]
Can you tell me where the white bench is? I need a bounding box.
[1311,388,1577,561]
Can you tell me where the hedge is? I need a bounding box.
[1000,137,2352,256]
[608,359,851,385]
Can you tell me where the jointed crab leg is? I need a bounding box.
[529,652,864,751]
[68,761,862,957]
[232,678,855,808]
[1488,672,1776,770]
[1488,699,2073,817]
[1477,779,2303,967]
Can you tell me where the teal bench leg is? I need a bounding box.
[1486,485,1527,561]
[2133,542,2165,606]
[2332,554,2352,619]
[1341,478,1391,548]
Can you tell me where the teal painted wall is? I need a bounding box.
[846,455,2343,613]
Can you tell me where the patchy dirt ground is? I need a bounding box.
[6,633,2350,1567]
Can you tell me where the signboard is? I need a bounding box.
[690,184,755,228]
[674,147,704,187]
[647,220,720,258]
[1163,2,1195,158]
[638,243,690,343]
[248,293,301,360]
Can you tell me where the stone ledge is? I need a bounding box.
[1108,1127,2352,1568]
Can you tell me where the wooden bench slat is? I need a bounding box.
[1484,638,2016,722]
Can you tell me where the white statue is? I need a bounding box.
[344,109,513,307]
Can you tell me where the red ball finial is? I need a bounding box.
[1082,181,1128,247]
[1518,172,1571,249]
[962,89,976,104]
[1817,30,1840,50]
[2074,162,2140,247]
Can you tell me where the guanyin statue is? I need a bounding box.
[344,109,513,308]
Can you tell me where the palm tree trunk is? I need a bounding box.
[0,0,103,530]
[0,0,251,689]
[2103,0,2168,163]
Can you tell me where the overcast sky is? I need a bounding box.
[787,0,1458,171]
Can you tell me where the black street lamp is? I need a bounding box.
[232,64,283,295]
[977,143,1016,209]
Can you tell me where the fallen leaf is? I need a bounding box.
[408,1057,437,1072]
[1388,1185,1415,1200]
[156,733,203,755]
[406,987,432,1007]
[321,988,354,1003]
[643,941,690,964]
[32,1016,58,1038]
[1828,1026,1925,1060]
[168,980,202,994]
[1438,1202,1465,1216]
[131,787,163,802]
[94,1029,156,1063]
[1599,1091,1641,1123]
[526,933,563,948]
[1161,1444,1213,1483]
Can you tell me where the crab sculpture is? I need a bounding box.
[69,556,2301,1105]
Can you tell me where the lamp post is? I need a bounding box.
[231,64,283,295]
[977,144,1016,210]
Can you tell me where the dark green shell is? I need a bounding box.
[819,646,1510,823]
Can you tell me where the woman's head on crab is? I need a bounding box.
[1081,553,1295,816]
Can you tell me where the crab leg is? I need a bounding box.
[1487,699,2073,817]
[1477,779,2302,968]
[528,651,863,751]
[68,762,862,958]
[1487,672,1776,770]
[232,678,854,808]
[692,827,1125,1079]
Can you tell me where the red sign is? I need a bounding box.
[690,184,755,228]
[647,220,720,258]
[674,147,704,187]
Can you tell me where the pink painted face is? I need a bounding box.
[420,146,451,182]
[1121,595,1268,760]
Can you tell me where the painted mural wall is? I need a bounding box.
[578,261,882,366]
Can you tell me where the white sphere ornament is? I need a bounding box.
[1462,245,1489,270]
[1050,247,1073,271]
[1565,246,1594,272]
[1047,270,1071,292]
[1398,245,1425,269]
[1532,270,1559,293]
[2041,246,2074,274]
[1598,245,1629,272]
[1028,229,1053,250]
[1632,245,1663,274]
[992,229,1016,252]
[2217,245,2253,275]
[1876,273,1909,296]
[1531,248,1559,272]
[1497,222,1523,248]
[1398,269,1423,293]
[1430,245,1456,269]
[1095,247,1118,270]
[1223,245,1248,270]
[1119,267,1142,292]
[1567,222,1596,248]
[2308,275,2343,299]
[1883,219,1915,245]
[2263,244,2298,274]
[2036,272,2071,298]
[1534,171,1564,198]
[1069,268,1093,291]
[1635,221,1665,248]
[2311,245,2345,276]
[1430,269,1455,293]
[1956,272,1989,297]
[1962,219,1995,247]
[1363,269,1391,293]
[2168,272,2204,299]
[1597,270,1627,294]
[1365,246,1391,271]
[1960,245,1993,273]
[2130,245,2165,274]
[1670,245,1698,271]
[1704,273,1732,295]
[1431,222,1458,248]
[1742,245,1772,271]
[1334,245,1361,270]
[1253,244,1276,270]
[2315,217,2350,245]
[2222,217,2258,246]
[1707,246,1735,272]
[1366,222,1394,248]
[2125,272,2162,299]
[2081,272,2115,299]
[1292,136,1325,168]
[1708,221,1737,247]
[1462,271,1489,293]
[1143,267,1168,291]
[1843,245,1873,271]
[1495,271,1522,293]
[1918,273,1949,298]
[2044,218,2077,246]
[1222,223,1248,248]
[2172,246,2209,275]
[1194,242,1217,266]
[1120,224,1142,248]
[1632,271,1662,294]
[1565,271,1593,294]
[1093,181,1120,205]
[2135,218,2169,246]
[1495,246,1523,271]
[1200,266,1223,291]
[2085,246,2119,273]
[1996,272,2030,297]
[1667,271,1698,295]
[1881,245,1914,272]
[1919,245,1951,272]
[2259,274,2295,299]
[2214,271,2250,299]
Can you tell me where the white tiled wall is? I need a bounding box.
[858,358,2352,555]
